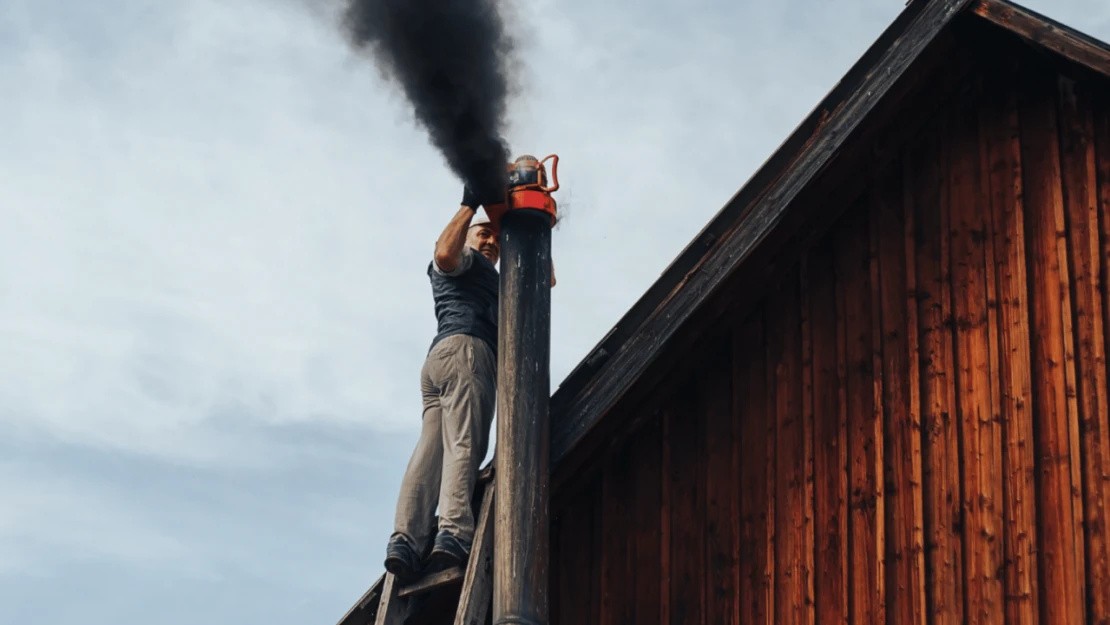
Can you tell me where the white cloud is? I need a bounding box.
[1,0,462,465]
[0,461,211,578]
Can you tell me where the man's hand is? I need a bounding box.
[461,185,481,211]
[462,183,507,230]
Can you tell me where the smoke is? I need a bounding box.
[340,0,519,198]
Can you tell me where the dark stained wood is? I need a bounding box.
[555,485,597,625]
[549,0,975,466]
[1017,63,1088,625]
[454,485,494,625]
[768,266,814,624]
[494,210,553,625]
[590,479,603,625]
[1057,75,1110,624]
[948,82,1007,623]
[907,109,967,625]
[736,311,774,624]
[600,444,634,625]
[806,237,850,624]
[549,505,560,625]
[872,158,928,624]
[799,261,818,625]
[630,417,663,625]
[374,574,410,625]
[971,0,1110,80]
[336,576,384,625]
[1093,85,1110,625]
[835,202,885,624]
[398,568,466,599]
[548,30,992,510]
[660,404,673,625]
[664,382,706,625]
[980,70,1040,624]
[399,568,463,599]
[701,344,738,625]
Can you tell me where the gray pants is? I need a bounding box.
[392,334,496,554]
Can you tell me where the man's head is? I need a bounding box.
[467,215,500,264]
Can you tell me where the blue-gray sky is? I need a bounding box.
[2,1,1107,623]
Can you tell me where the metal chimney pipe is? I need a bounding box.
[492,206,552,625]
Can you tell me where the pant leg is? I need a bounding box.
[434,335,497,546]
[391,349,447,554]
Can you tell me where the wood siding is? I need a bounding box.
[551,59,1110,624]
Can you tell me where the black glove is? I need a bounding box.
[461,185,481,210]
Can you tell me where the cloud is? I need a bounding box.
[1,0,464,465]
[0,460,209,578]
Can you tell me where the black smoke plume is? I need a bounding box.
[341,0,517,198]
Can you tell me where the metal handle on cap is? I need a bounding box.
[539,154,559,193]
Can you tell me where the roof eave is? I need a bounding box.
[548,0,1110,473]
[547,0,978,468]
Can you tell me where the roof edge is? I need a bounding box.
[970,0,1110,79]
[549,0,977,465]
[549,0,958,403]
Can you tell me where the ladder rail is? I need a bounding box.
[355,464,496,625]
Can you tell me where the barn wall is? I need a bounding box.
[550,58,1110,624]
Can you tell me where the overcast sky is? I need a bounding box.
[2,0,1108,623]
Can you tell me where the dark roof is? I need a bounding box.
[547,0,1110,470]
[336,1,1110,623]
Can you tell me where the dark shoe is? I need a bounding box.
[425,532,470,573]
[384,537,422,581]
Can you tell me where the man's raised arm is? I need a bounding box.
[433,188,479,274]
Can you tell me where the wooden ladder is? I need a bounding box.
[372,471,495,625]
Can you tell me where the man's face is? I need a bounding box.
[467,224,500,264]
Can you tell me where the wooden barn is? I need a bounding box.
[337,0,1110,623]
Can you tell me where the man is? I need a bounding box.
[384,185,502,581]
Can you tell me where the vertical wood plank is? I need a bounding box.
[949,84,1006,623]
[600,447,634,625]
[980,72,1040,625]
[799,259,817,625]
[1058,76,1110,624]
[867,180,889,625]
[1018,64,1087,625]
[769,266,813,625]
[591,480,604,624]
[661,405,673,625]
[836,201,885,624]
[632,416,663,625]
[555,489,594,625]
[808,236,849,624]
[1093,85,1110,625]
[373,574,410,625]
[550,506,560,625]
[666,383,705,625]
[703,343,738,625]
[736,310,774,625]
[873,159,927,624]
[908,114,966,625]
[454,484,495,625]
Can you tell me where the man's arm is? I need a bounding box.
[434,203,476,274]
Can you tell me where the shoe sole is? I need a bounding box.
[384,555,419,581]
[427,548,468,571]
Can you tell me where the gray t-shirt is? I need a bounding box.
[427,248,499,354]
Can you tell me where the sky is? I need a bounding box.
[2,0,1108,623]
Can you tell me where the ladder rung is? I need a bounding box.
[397,566,466,598]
